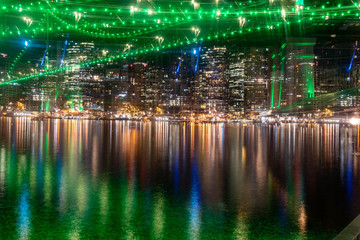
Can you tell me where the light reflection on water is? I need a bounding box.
[18,184,30,240]
[0,118,359,239]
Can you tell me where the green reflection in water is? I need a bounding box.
[233,212,248,240]
[0,120,348,239]
[152,191,165,239]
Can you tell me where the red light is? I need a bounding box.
[116,73,119,75]
[295,65,299,68]
[130,64,133,68]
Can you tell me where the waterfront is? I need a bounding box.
[0,118,359,239]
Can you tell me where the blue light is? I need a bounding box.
[347,43,357,72]
[176,53,183,76]
[60,39,68,67]
[24,41,28,47]
[194,46,201,73]
[193,49,197,55]
[40,46,47,67]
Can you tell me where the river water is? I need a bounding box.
[0,118,359,239]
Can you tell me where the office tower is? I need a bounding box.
[195,46,228,114]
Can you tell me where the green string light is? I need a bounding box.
[1,21,287,85]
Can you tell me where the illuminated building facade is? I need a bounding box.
[228,52,245,114]
[4,39,360,115]
[63,41,97,111]
[283,38,316,105]
[243,48,270,114]
[168,48,198,114]
[194,46,228,113]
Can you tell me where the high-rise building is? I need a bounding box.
[228,52,245,114]
[63,41,97,111]
[128,62,147,109]
[283,38,316,105]
[243,48,270,114]
[168,48,197,114]
[145,65,171,112]
[194,46,228,113]
[314,39,356,95]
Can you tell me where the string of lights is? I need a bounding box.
[1,20,292,85]
[2,2,359,19]
[2,5,360,40]
[7,38,33,78]
[50,11,197,39]
[2,0,360,85]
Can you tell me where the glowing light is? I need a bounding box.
[238,17,246,28]
[192,27,200,37]
[191,0,200,10]
[347,43,357,72]
[3,22,287,84]
[281,9,286,21]
[155,36,164,45]
[123,44,133,52]
[17,185,31,240]
[22,17,33,26]
[216,9,221,16]
[24,41,28,47]
[350,118,360,125]
[74,12,82,22]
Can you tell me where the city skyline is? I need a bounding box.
[1,37,360,117]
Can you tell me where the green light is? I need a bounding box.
[277,61,284,108]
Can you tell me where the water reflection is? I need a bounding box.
[18,184,30,240]
[0,118,359,239]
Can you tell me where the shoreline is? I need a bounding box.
[1,114,358,126]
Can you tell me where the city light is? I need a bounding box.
[238,17,246,28]
[22,16,32,26]
[192,27,200,38]
[155,36,164,45]
[350,118,360,125]
[2,1,360,240]
[74,12,82,22]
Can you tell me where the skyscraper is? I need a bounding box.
[243,48,270,114]
[283,38,316,106]
[194,46,228,114]
[228,52,245,114]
